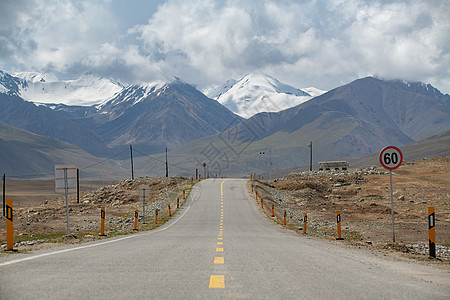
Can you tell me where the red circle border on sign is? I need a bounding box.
[379,146,403,170]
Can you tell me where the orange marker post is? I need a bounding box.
[261,198,263,209]
[251,184,253,193]
[250,174,253,181]
[6,199,16,251]
[134,209,138,231]
[284,210,287,226]
[336,210,343,240]
[183,190,185,200]
[168,204,172,216]
[177,197,180,208]
[303,213,307,234]
[255,191,258,200]
[428,207,436,258]
[155,208,158,224]
[100,207,106,236]
[272,204,275,217]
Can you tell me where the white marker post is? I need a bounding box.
[55,165,77,235]
[379,146,403,242]
[139,185,150,224]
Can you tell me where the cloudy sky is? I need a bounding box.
[1,0,449,93]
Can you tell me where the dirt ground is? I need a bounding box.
[250,157,450,262]
[0,177,193,254]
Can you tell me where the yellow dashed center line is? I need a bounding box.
[209,275,225,288]
[210,179,228,289]
[214,257,224,264]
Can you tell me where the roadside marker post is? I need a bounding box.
[284,210,287,226]
[303,213,307,234]
[379,146,403,242]
[336,210,343,240]
[177,197,180,209]
[155,208,158,224]
[251,184,253,192]
[250,174,253,181]
[255,191,258,200]
[428,207,436,258]
[183,190,186,200]
[5,198,17,251]
[168,204,172,216]
[100,207,106,236]
[261,198,263,209]
[272,204,275,217]
[134,210,138,231]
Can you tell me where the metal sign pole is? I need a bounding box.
[389,170,395,242]
[64,168,70,235]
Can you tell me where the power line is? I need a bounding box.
[133,148,192,172]
[80,149,129,171]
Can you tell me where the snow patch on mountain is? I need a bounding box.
[301,87,326,97]
[8,72,124,106]
[206,73,317,119]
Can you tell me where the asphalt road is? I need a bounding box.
[0,179,449,299]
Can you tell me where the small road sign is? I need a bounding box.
[379,146,403,170]
[379,146,403,242]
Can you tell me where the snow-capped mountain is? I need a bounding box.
[205,73,325,119]
[1,70,124,106]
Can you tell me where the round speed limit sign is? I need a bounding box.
[379,146,403,170]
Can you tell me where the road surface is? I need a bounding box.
[1,179,449,299]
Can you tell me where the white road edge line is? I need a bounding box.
[0,193,194,267]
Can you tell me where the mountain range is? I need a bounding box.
[165,76,450,177]
[1,69,449,178]
[0,71,241,157]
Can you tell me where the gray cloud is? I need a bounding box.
[0,0,449,94]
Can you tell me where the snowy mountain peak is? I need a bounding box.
[207,73,321,119]
[0,70,124,106]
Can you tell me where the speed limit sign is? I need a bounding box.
[379,146,403,170]
[379,145,403,243]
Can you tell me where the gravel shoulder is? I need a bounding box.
[250,157,450,265]
[0,177,193,254]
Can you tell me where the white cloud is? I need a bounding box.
[0,0,449,94]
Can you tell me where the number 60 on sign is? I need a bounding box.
[379,146,403,170]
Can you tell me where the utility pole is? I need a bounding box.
[308,142,313,171]
[2,174,5,216]
[269,149,272,181]
[130,145,134,180]
[165,148,169,177]
[77,168,80,204]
